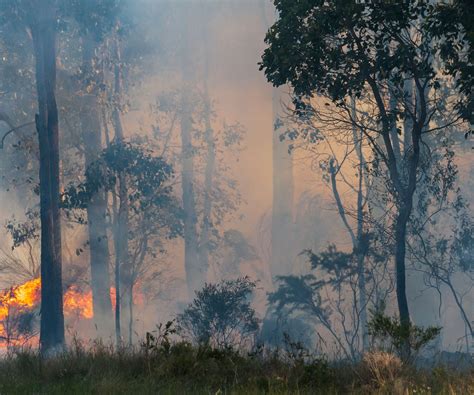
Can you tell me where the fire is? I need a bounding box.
[64,286,94,320]
[0,278,96,323]
[0,278,146,347]
[0,278,41,321]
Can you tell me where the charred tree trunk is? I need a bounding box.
[80,36,112,336]
[30,0,65,355]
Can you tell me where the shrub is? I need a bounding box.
[368,311,441,360]
[177,277,260,349]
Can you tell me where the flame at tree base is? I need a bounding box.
[0,278,129,348]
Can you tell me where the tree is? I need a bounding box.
[259,0,295,282]
[177,277,259,349]
[260,1,469,357]
[269,242,390,360]
[64,0,122,336]
[28,0,65,355]
[63,141,182,344]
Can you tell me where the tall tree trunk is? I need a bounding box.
[351,99,369,352]
[366,76,426,358]
[30,0,65,354]
[128,283,133,345]
[80,36,112,336]
[181,94,200,295]
[110,33,129,345]
[270,86,294,281]
[261,1,295,282]
[180,17,200,296]
[394,206,411,329]
[198,24,214,280]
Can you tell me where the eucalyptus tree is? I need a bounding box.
[260,1,470,357]
[0,0,65,354]
[63,141,183,344]
[259,0,295,282]
[63,0,122,335]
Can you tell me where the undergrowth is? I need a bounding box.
[0,337,471,395]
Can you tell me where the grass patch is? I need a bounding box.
[0,341,471,394]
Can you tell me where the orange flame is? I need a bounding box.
[0,278,41,322]
[63,286,94,319]
[0,278,103,323]
[0,278,147,347]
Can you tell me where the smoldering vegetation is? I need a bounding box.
[0,0,472,393]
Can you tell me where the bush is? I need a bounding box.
[177,277,260,349]
[368,311,441,361]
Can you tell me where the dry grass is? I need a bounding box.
[0,343,471,394]
[362,351,404,387]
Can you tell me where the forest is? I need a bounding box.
[0,0,472,393]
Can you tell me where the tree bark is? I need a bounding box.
[80,36,113,336]
[394,207,411,329]
[30,0,65,355]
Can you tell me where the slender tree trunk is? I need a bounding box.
[403,79,413,153]
[80,36,112,336]
[180,18,200,296]
[110,33,129,345]
[128,283,133,345]
[259,0,294,283]
[198,25,214,280]
[351,98,369,352]
[199,94,214,278]
[389,89,401,161]
[181,94,200,295]
[112,189,122,346]
[31,1,65,355]
[271,86,294,280]
[394,207,411,328]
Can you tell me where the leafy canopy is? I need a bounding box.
[260,0,470,115]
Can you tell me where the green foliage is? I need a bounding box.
[368,311,441,360]
[261,1,466,105]
[177,277,259,349]
[63,141,183,236]
[269,274,328,322]
[427,0,474,122]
